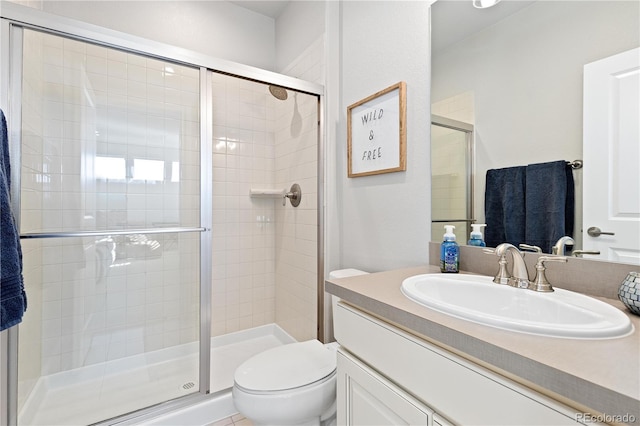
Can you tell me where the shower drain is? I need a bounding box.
[182,381,197,390]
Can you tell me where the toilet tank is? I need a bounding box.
[329,269,369,280]
[328,268,369,316]
[327,269,368,342]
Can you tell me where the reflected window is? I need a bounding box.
[95,156,126,180]
[133,159,164,181]
[171,161,180,182]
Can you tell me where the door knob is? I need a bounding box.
[587,226,615,237]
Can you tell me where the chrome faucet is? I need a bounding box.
[494,243,530,289]
[487,243,569,292]
[552,236,574,255]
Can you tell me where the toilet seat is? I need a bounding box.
[234,340,336,392]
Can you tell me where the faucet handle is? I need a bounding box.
[529,256,567,292]
[572,250,601,257]
[485,248,511,285]
[519,244,542,253]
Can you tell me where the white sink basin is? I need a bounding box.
[401,274,633,339]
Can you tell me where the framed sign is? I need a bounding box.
[347,81,406,177]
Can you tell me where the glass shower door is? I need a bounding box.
[430,116,474,243]
[15,28,202,425]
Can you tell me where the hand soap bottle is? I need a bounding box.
[440,225,459,273]
[468,224,487,247]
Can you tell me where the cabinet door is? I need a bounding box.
[335,302,587,425]
[433,413,454,426]
[337,349,432,425]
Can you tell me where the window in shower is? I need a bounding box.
[16,29,202,425]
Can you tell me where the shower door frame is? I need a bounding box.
[430,114,476,237]
[0,3,325,425]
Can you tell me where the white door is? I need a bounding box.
[583,47,640,264]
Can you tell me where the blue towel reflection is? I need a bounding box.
[525,161,574,254]
[484,160,575,253]
[484,166,526,248]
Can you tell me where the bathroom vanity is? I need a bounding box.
[327,266,640,425]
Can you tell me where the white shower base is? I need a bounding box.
[19,324,295,426]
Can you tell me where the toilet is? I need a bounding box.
[232,269,368,426]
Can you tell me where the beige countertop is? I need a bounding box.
[326,266,640,424]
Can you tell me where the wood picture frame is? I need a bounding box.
[347,81,407,178]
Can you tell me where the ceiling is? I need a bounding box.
[228,0,537,51]
[431,0,536,52]
[229,1,290,19]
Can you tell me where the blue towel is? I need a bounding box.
[1,109,26,331]
[484,166,527,248]
[525,160,574,254]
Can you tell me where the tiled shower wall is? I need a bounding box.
[210,72,278,336]
[210,38,322,341]
[275,38,323,341]
[18,29,201,393]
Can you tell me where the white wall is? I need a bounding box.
[337,1,433,272]
[11,0,277,70]
[432,1,640,237]
[275,0,325,73]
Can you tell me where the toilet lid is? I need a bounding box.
[234,340,336,392]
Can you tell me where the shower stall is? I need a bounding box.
[430,114,475,243]
[1,4,324,425]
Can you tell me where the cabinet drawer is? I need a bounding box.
[335,302,586,425]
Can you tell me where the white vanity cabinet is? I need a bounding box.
[433,413,454,426]
[337,349,433,425]
[334,302,591,426]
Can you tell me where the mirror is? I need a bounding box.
[430,0,639,261]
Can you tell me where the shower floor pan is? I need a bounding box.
[18,324,295,426]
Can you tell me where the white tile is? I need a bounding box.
[84,344,107,366]
[41,355,62,375]
[42,301,62,323]
[107,342,126,361]
[42,318,62,339]
[60,315,84,335]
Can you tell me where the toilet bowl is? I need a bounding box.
[231,269,368,426]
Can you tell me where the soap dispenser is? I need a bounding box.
[440,225,459,273]
[468,224,487,247]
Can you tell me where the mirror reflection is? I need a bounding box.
[430,0,640,263]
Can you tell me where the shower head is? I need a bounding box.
[268,85,288,101]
